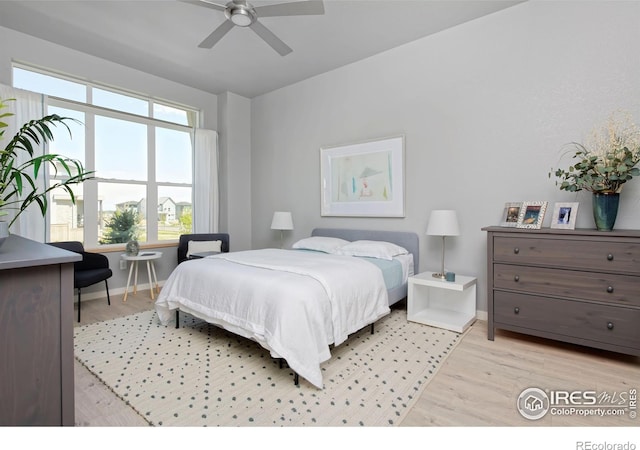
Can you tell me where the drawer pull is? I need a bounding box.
[607,286,614,293]
[514,275,520,282]
[607,322,614,330]
[514,247,520,254]
[607,254,614,261]
[514,307,520,314]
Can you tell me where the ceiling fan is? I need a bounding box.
[182,0,325,56]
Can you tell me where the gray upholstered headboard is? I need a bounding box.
[311,228,419,274]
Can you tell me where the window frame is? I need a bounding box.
[12,64,198,248]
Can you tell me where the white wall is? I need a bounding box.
[218,91,252,251]
[250,1,640,312]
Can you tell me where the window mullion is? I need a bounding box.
[84,112,99,247]
[146,124,158,242]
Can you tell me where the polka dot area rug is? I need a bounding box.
[74,307,462,426]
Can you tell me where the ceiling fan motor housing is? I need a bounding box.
[225,1,257,27]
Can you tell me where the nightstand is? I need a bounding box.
[407,272,477,333]
[121,251,162,302]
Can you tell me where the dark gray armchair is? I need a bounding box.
[47,241,112,323]
[177,233,230,264]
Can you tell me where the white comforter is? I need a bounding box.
[155,249,390,388]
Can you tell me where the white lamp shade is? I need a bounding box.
[271,211,294,230]
[426,210,460,236]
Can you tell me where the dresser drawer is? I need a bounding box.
[493,236,640,274]
[494,264,640,307]
[494,291,640,350]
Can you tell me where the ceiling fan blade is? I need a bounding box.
[249,20,292,56]
[198,20,235,49]
[254,0,325,18]
[179,0,227,12]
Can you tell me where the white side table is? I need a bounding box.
[407,272,477,333]
[121,251,162,301]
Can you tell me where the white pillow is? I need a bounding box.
[187,240,222,257]
[334,240,409,260]
[292,236,349,253]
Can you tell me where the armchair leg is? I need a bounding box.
[105,280,111,306]
[77,288,82,323]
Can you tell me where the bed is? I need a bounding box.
[155,228,419,388]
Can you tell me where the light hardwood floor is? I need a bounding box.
[74,293,640,427]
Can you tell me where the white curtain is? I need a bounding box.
[193,128,219,233]
[0,84,48,241]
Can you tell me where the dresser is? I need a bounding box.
[0,234,80,425]
[483,226,640,356]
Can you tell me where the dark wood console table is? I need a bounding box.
[0,234,80,425]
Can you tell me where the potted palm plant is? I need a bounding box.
[550,111,640,231]
[0,97,92,245]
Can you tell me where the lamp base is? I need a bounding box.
[432,272,446,279]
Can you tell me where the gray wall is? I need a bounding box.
[250,1,640,313]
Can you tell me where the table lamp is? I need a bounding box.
[426,209,460,279]
[271,211,293,248]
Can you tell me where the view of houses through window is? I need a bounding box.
[12,65,197,247]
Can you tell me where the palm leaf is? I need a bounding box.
[1,100,91,228]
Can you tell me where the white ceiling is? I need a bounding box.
[0,0,522,98]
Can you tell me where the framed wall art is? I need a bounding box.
[320,135,405,217]
[516,201,548,229]
[500,202,522,227]
[550,202,579,230]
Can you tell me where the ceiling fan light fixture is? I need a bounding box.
[225,4,256,27]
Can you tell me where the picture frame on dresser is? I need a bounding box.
[550,202,579,230]
[500,202,522,227]
[516,201,548,229]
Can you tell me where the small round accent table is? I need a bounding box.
[121,251,162,301]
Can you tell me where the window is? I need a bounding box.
[12,64,197,247]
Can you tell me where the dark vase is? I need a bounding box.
[592,192,620,231]
[125,239,139,256]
